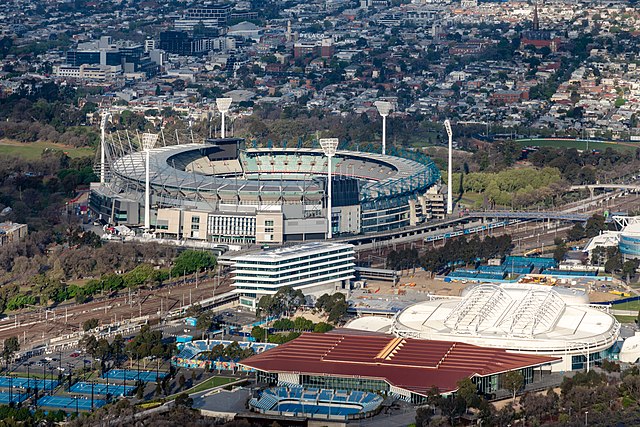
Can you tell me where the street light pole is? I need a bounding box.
[319,138,339,239]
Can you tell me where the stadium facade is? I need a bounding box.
[347,283,620,372]
[89,137,443,244]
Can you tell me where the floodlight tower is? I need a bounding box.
[444,119,453,215]
[216,97,233,139]
[142,133,159,231]
[374,100,392,155]
[100,111,112,184]
[319,138,339,239]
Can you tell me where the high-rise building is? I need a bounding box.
[174,4,232,31]
[144,39,156,53]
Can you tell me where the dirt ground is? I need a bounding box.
[364,269,622,303]
[364,270,466,297]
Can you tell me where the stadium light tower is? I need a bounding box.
[100,111,112,184]
[374,101,392,155]
[142,133,159,231]
[319,138,339,239]
[444,119,453,215]
[216,97,233,139]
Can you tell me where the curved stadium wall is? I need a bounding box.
[89,138,442,243]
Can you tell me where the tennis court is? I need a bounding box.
[0,376,59,390]
[0,392,29,404]
[70,382,135,396]
[38,395,106,411]
[102,369,167,382]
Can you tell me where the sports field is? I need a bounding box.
[516,138,638,153]
[0,139,94,160]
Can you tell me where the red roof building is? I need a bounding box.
[240,332,559,403]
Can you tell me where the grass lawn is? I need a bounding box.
[455,191,484,209]
[614,315,637,324]
[0,139,95,160]
[516,138,638,153]
[167,376,236,399]
[610,299,640,312]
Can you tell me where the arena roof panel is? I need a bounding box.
[240,332,559,396]
[390,283,620,355]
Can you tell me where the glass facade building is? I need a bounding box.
[232,242,355,308]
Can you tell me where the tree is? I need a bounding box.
[313,322,333,333]
[196,311,213,339]
[567,223,586,242]
[136,384,144,399]
[503,371,524,403]
[178,374,186,390]
[456,378,480,411]
[83,318,99,331]
[257,286,305,317]
[175,393,193,408]
[553,241,568,263]
[80,334,98,357]
[2,336,19,368]
[585,214,606,238]
[623,259,639,283]
[170,250,217,276]
[251,326,267,342]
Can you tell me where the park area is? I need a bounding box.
[515,138,639,153]
[0,139,94,159]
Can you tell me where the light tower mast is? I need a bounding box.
[216,98,233,139]
[100,111,112,184]
[374,101,392,155]
[319,138,339,239]
[141,133,159,231]
[444,120,453,215]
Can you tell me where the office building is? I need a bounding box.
[231,242,356,309]
[174,4,232,31]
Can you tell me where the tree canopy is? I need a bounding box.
[170,250,217,276]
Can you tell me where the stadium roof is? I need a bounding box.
[240,332,558,396]
[110,144,436,199]
[389,283,619,354]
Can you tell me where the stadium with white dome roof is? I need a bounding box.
[347,283,620,372]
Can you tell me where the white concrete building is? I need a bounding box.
[231,242,355,309]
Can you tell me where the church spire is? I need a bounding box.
[533,2,540,31]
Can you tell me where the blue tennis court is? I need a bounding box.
[70,382,135,396]
[0,392,29,404]
[38,395,106,411]
[0,376,59,390]
[276,402,361,416]
[102,369,167,382]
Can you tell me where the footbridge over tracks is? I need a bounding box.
[570,184,640,196]
[466,211,591,221]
